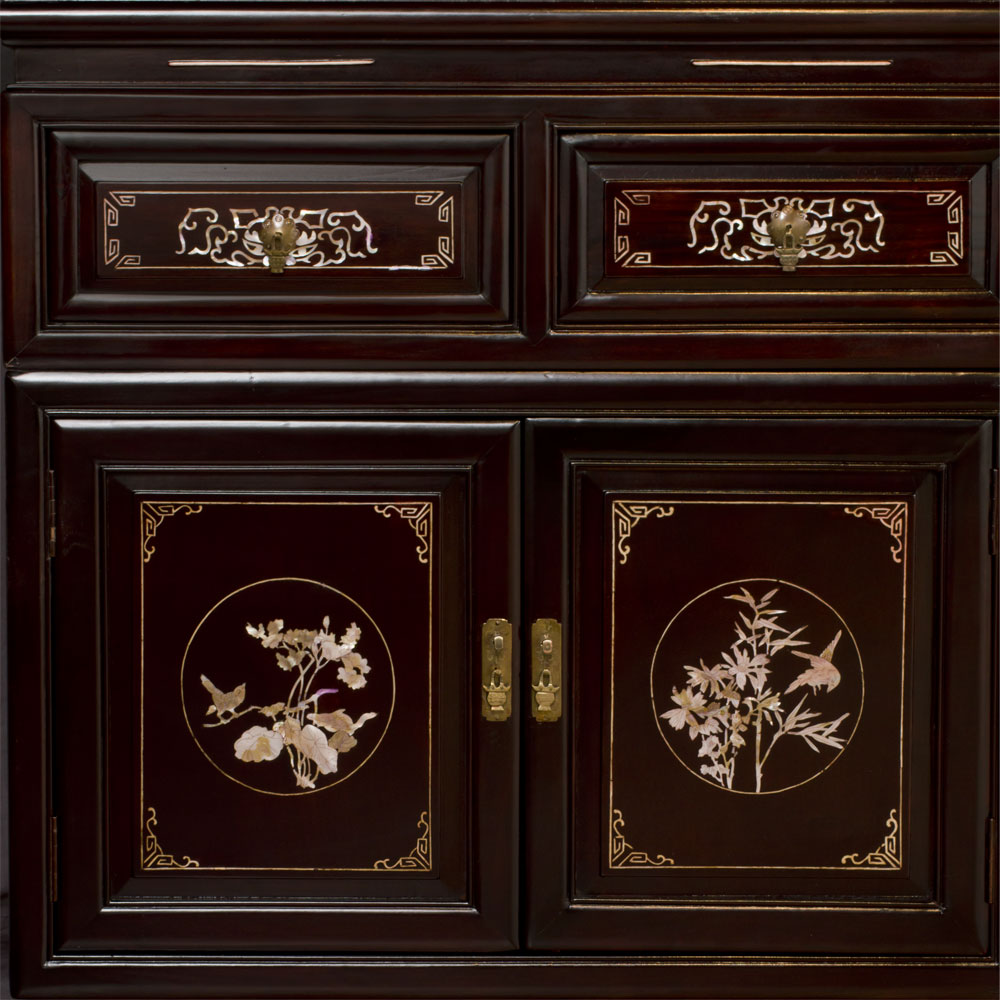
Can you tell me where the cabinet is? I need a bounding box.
[2,3,998,997]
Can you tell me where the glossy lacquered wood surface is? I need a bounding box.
[525,416,993,955]
[6,371,998,996]
[47,129,509,327]
[561,131,996,326]
[2,0,998,996]
[2,41,997,367]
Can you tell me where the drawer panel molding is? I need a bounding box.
[559,130,998,327]
[46,128,511,327]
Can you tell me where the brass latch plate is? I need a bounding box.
[531,619,562,722]
[481,618,513,721]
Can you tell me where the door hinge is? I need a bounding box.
[990,470,999,557]
[49,816,58,903]
[46,470,56,559]
[988,817,997,904]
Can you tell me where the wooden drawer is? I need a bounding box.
[558,131,998,327]
[45,128,510,329]
[5,6,998,90]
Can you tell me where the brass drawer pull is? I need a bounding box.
[258,212,300,274]
[531,619,562,722]
[482,619,513,722]
[766,201,813,272]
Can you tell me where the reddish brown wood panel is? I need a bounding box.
[99,188,461,275]
[2,0,999,992]
[525,417,993,957]
[6,372,996,997]
[608,184,969,276]
[10,28,999,90]
[41,414,520,954]
[608,499,907,868]
[559,131,998,325]
[3,92,996,367]
[133,499,436,874]
[47,128,510,325]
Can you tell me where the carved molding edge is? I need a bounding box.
[610,808,674,868]
[844,503,907,564]
[613,501,675,566]
[141,502,204,563]
[143,807,200,869]
[373,811,431,871]
[374,503,432,565]
[841,809,902,869]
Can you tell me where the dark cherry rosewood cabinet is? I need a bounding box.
[2,2,998,997]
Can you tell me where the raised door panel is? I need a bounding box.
[525,417,995,959]
[13,405,519,975]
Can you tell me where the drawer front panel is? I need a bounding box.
[16,42,1000,89]
[49,129,510,326]
[610,184,967,276]
[101,187,459,275]
[559,131,998,326]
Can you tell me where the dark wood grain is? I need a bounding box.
[6,370,997,996]
[561,130,997,326]
[47,128,510,326]
[36,411,520,956]
[2,0,997,995]
[525,417,994,956]
[2,89,996,368]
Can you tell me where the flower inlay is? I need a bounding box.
[652,581,863,795]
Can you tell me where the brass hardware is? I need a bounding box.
[481,619,512,722]
[531,619,562,722]
[681,194,889,271]
[258,212,300,274]
[766,200,814,272]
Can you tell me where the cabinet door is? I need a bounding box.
[525,417,995,958]
[9,396,519,983]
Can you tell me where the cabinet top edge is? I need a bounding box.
[2,3,998,44]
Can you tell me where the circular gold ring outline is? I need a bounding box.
[649,577,864,796]
[180,576,397,797]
